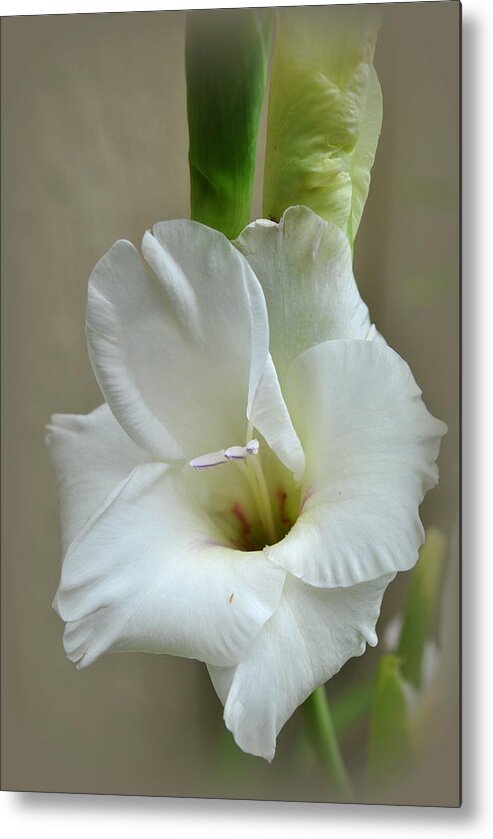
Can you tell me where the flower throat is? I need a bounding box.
[189,437,292,549]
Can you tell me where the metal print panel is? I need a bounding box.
[1,1,460,806]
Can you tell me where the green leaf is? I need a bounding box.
[263,5,382,248]
[368,655,412,785]
[397,528,446,689]
[186,9,273,239]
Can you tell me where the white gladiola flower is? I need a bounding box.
[47,205,446,761]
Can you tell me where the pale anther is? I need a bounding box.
[189,439,260,470]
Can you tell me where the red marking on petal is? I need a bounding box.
[277,488,293,531]
[232,503,252,550]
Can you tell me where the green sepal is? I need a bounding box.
[263,5,382,248]
[397,528,446,689]
[368,655,412,785]
[186,8,273,239]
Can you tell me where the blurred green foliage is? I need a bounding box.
[368,654,412,785]
[398,527,446,689]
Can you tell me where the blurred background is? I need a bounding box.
[1,3,459,805]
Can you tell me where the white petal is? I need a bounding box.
[46,403,149,554]
[143,220,270,426]
[87,220,299,472]
[266,340,447,587]
[86,241,184,462]
[249,354,305,482]
[55,463,285,669]
[146,222,301,471]
[209,572,393,760]
[87,223,262,461]
[235,205,372,384]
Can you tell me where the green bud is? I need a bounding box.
[263,6,382,247]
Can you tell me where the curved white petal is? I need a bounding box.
[143,220,270,426]
[87,222,261,461]
[249,354,305,482]
[86,241,184,462]
[147,222,303,472]
[87,220,300,472]
[46,403,150,554]
[235,205,372,384]
[55,463,285,669]
[209,572,394,760]
[266,340,447,587]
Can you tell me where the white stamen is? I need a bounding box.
[189,439,260,469]
[224,445,249,461]
[189,449,229,469]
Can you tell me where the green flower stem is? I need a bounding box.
[303,685,353,797]
[186,8,273,239]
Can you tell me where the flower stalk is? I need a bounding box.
[303,685,353,797]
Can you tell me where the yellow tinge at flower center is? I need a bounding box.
[189,435,299,551]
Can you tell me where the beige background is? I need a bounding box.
[1,3,460,804]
